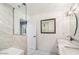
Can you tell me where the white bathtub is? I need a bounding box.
[0,47,24,55]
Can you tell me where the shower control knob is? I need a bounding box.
[33,36,36,37]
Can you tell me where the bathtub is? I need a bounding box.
[0,47,24,55]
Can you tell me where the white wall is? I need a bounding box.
[0,4,13,49]
[27,4,71,54]
[0,4,13,35]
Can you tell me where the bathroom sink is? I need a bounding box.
[64,40,79,49]
[58,39,79,55]
[64,46,79,49]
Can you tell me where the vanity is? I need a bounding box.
[58,38,79,55]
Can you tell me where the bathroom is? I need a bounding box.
[0,3,79,55]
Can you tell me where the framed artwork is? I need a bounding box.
[41,18,56,34]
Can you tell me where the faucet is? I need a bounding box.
[67,35,74,41]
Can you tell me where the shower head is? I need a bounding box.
[17,3,26,8]
[22,3,26,6]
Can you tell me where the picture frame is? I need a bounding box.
[41,18,56,34]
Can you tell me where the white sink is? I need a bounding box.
[58,39,79,55]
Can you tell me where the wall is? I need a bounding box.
[0,4,13,50]
[0,4,13,35]
[27,4,71,54]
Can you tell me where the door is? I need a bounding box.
[27,19,37,50]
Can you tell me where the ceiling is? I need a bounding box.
[7,3,73,16]
[27,3,73,16]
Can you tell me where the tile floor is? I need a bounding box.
[27,48,58,55]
